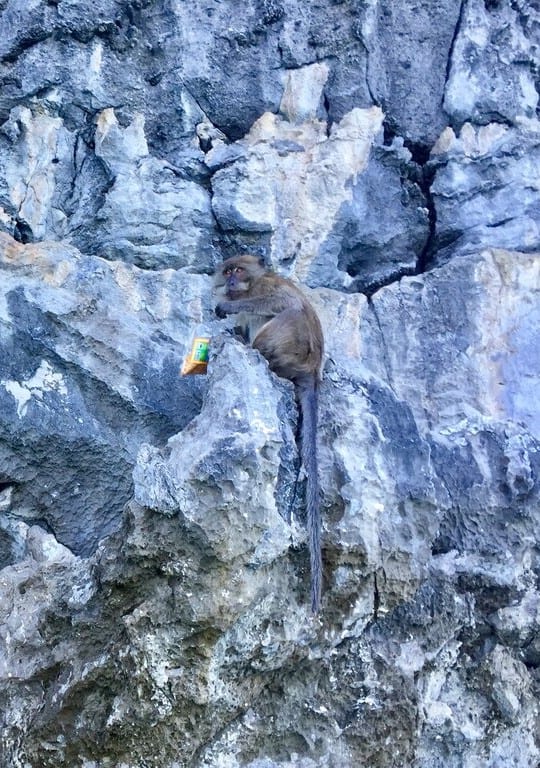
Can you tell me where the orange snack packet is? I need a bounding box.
[181,336,210,375]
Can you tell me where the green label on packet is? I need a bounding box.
[192,338,209,362]
[181,336,210,375]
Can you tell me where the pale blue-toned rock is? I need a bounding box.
[0,1,539,767]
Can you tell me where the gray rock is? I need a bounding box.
[444,0,539,127]
[0,1,539,767]
[0,234,214,555]
[1,237,539,765]
[319,138,429,294]
[430,121,540,262]
[366,0,464,146]
[92,109,216,270]
[134,335,298,570]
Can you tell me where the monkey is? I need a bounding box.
[214,254,324,613]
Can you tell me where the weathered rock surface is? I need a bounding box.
[0,1,539,767]
[430,121,540,262]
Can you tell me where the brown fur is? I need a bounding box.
[215,256,323,380]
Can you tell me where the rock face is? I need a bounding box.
[0,2,539,767]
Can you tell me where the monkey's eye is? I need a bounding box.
[234,267,244,275]
[223,268,232,276]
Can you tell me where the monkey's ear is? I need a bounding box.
[250,254,267,268]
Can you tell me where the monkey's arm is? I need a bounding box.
[216,293,301,319]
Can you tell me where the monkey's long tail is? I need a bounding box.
[297,377,322,613]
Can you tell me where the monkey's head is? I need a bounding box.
[215,255,265,298]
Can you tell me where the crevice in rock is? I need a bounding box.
[13,218,34,244]
[382,117,399,147]
[1,30,51,64]
[354,265,417,299]
[403,139,438,275]
[373,571,380,622]
[349,128,438,297]
[486,216,515,229]
[323,92,332,137]
[445,0,467,90]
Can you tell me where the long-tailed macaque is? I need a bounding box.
[215,255,324,613]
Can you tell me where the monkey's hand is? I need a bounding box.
[215,302,229,319]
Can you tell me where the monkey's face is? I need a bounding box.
[216,256,264,298]
[222,263,249,296]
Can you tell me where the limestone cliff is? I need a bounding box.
[0,2,539,767]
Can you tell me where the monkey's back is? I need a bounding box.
[251,276,323,382]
